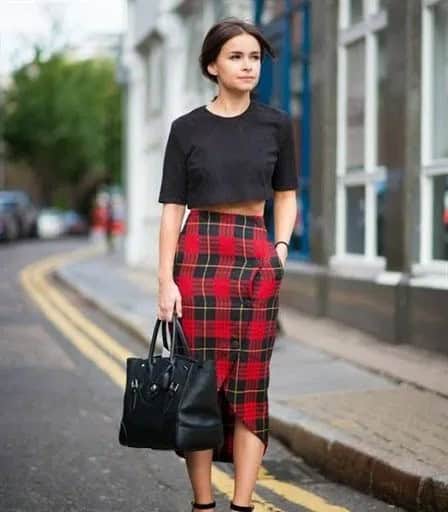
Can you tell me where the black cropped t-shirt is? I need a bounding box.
[157,99,298,208]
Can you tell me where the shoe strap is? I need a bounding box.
[230,502,254,511]
[191,500,216,510]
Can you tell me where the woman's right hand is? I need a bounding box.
[157,278,182,322]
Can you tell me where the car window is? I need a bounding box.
[0,200,16,211]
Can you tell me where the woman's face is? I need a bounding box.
[207,33,261,94]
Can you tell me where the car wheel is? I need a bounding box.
[29,222,38,238]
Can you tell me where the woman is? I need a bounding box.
[157,17,298,512]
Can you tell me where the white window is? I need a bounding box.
[335,0,388,265]
[420,0,448,270]
[185,13,205,96]
[145,37,164,118]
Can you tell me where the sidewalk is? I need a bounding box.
[55,244,448,512]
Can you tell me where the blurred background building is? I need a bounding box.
[121,0,448,354]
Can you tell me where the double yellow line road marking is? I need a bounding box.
[20,247,349,512]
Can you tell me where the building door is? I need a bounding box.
[253,0,311,260]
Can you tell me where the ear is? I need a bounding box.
[207,62,217,77]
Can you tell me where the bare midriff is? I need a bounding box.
[192,199,266,217]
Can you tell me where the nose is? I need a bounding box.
[242,57,252,71]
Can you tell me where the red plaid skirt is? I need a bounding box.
[172,209,285,463]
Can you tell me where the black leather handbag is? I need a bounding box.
[118,311,224,452]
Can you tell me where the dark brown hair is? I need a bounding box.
[199,17,276,85]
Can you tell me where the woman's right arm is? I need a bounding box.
[157,119,188,321]
[157,203,186,321]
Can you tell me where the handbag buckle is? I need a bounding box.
[168,381,179,395]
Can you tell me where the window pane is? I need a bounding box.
[146,42,164,117]
[346,40,365,172]
[376,180,386,257]
[377,30,387,166]
[186,13,206,95]
[433,1,448,159]
[346,186,365,254]
[433,174,448,260]
[349,0,364,25]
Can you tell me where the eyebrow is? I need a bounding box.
[227,50,260,55]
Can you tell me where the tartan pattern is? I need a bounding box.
[172,209,284,463]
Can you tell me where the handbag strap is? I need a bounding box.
[148,311,190,361]
[161,322,170,351]
[168,311,190,361]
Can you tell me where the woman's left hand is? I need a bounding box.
[275,244,288,269]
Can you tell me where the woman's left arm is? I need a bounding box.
[273,190,298,267]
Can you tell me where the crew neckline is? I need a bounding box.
[203,99,254,119]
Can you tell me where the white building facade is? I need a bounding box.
[120,0,448,354]
[121,0,252,267]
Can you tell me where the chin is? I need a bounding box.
[232,84,255,94]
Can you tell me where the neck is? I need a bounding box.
[210,93,251,115]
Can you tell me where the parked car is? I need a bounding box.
[0,199,20,242]
[0,190,38,238]
[37,208,65,239]
[62,210,89,236]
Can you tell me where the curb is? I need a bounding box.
[54,260,448,512]
[269,403,448,512]
[53,266,151,346]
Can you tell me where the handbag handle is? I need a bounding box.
[148,311,190,362]
[161,322,170,351]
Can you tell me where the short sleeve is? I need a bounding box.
[158,121,187,205]
[272,115,298,191]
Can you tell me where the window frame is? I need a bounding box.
[418,0,448,274]
[333,0,387,268]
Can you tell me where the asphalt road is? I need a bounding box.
[0,237,405,512]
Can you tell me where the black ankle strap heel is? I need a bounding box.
[191,500,216,510]
[230,502,254,511]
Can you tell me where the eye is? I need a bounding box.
[230,55,240,60]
